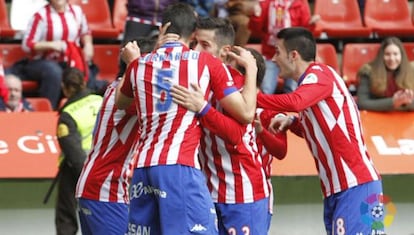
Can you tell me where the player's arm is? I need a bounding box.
[171,83,245,145]
[115,70,134,110]
[115,41,141,109]
[257,73,332,112]
[267,114,304,138]
[256,111,287,159]
[199,105,246,146]
[257,128,287,160]
[218,46,257,124]
[171,47,257,124]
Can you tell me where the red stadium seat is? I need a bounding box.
[93,44,120,81]
[316,43,339,73]
[0,44,39,92]
[313,0,371,38]
[112,0,127,34]
[0,0,17,38]
[403,42,414,61]
[364,0,414,37]
[69,0,119,39]
[26,97,53,111]
[341,43,380,92]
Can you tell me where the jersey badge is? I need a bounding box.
[57,123,69,138]
[302,73,318,85]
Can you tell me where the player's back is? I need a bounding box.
[129,42,236,169]
[76,80,140,203]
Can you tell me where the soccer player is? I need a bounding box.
[171,44,288,233]
[115,3,258,235]
[257,27,384,235]
[171,17,275,234]
[75,37,156,235]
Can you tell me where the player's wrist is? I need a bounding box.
[197,101,210,117]
[288,115,297,125]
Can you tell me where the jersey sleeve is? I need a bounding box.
[257,110,287,159]
[257,68,334,112]
[22,12,46,52]
[120,59,138,98]
[202,53,238,100]
[198,104,245,146]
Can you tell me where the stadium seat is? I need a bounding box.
[0,44,39,92]
[341,43,380,92]
[69,0,119,39]
[93,44,120,82]
[26,97,53,111]
[364,0,414,37]
[403,42,414,61]
[316,43,339,73]
[112,0,127,34]
[0,0,17,38]
[313,0,372,38]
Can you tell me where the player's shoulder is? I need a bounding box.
[302,62,332,85]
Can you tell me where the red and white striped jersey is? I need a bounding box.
[198,67,269,204]
[255,108,287,214]
[22,3,90,60]
[257,62,381,197]
[120,42,238,169]
[76,80,140,203]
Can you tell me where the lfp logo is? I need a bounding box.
[360,194,396,233]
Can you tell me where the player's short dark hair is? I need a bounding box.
[236,47,266,87]
[162,3,197,39]
[122,37,157,54]
[196,17,235,48]
[247,48,266,87]
[277,27,316,62]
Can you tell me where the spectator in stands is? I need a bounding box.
[0,74,33,112]
[249,0,320,94]
[55,67,102,235]
[357,37,414,111]
[214,0,229,18]
[8,0,93,110]
[226,0,261,46]
[117,0,178,77]
[180,0,215,18]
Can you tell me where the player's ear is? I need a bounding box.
[220,44,232,62]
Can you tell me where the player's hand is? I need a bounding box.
[156,22,180,48]
[170,83,206,112]
[268,114,291,134]
[254,115,264,133]
[120,41,141,65]
[227,46,258,77]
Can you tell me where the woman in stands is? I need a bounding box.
[357,37,414,111]
[10,0,93,110]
